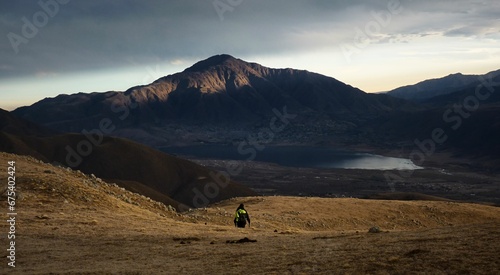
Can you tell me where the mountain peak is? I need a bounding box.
[183,54,240,72]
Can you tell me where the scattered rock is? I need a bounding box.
[274,229,278,232]
[226,237,257,244]
[36,215,50,219]
[368,226,381,233]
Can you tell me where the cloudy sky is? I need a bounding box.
[1,0,499,110]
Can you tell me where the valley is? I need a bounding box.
[1,54,500,274]
[180,153,500,206]
[3,55,500,209]
[3,0,500,272]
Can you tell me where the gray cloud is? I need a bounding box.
[1,0,499,79]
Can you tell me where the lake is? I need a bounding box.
[161,145,422,170]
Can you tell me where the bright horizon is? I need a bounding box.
[1,0,500,110]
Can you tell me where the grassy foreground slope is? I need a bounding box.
[1,152,500,274]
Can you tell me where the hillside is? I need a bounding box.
[13,54,412,146]
[386,69,500,101]
[0,110,255,209]
[374,75,500,162]
[2,152,500,274]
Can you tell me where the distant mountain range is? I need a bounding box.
[0,108,255,209]
[9,54,500,165]
[385,70,500,101]
[376,71,500,162]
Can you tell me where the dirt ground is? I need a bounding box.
[1,152,500,274]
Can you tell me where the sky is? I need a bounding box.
[1,0,500,110]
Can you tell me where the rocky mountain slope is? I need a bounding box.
[13,54,412,146]
[2,152,500,274]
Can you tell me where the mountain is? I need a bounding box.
[0,109,256,209]
[0,108,56,137]
[422,73,500,106]
[10,55,499,162]
[374,72,500,163]
[385,69,500,101]
[13,54,412,146]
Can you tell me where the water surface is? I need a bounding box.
[162,145,422,170]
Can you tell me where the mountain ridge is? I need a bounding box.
[386,69,500,101]
[9,56,500,162]
[14,54,412,147]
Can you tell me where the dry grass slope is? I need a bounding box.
[1,152,500,274]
